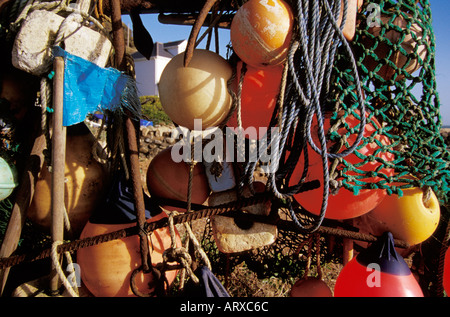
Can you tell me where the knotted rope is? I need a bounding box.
[50,240,79,297]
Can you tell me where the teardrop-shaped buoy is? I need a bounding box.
[334,232,423,297]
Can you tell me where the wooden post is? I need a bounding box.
[49,56,67,294]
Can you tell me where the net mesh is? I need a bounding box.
[329,0,449,201]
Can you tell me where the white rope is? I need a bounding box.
[183,222,211,270]
[51,241,79,297]
[12,0,109,37]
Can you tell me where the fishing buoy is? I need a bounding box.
[77,211,180,297]
[208,182,276,254]
[290,277,333,297]
[228,61,284,139]
[158,49,232,130]
[334,232,423,297]
[0,156,18,201]
[146,146,210,212]
[290,111,395,220]
[27,125,108,238]
[444,246,450,295]
[230,0,293,68]
[358,185,440,246]
[360,12,429,81]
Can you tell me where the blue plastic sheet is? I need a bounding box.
[89,171,162,224]
[52,46,140,126]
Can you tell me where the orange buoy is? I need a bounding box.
[228,61,284,139]
[146,147,210,212]
[77,211,180,297]
[158,49,232,130]
[365,186,440,246]
[230,0,293,68]
[27,125,108,238]
[290,277,333,297]
[290,111,395,220]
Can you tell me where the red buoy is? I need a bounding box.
[334,232,423,297]
[290,111,394,220]
[290,277,333,297]
[444,246,450,295]
[228,61,284,139]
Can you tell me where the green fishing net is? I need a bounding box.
[329,0,450,202]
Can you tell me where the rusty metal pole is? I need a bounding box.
[50,56,67,294]
[110,0,150,273]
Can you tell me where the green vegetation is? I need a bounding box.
[140,96,172,125]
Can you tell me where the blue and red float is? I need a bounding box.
[334,232,423,297]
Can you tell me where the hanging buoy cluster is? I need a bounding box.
[0,0,447,299]
[148,0,445,298]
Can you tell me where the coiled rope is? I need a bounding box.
[235,0,367,233]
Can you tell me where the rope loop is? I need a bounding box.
[50,240,79,297]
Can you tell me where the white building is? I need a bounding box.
[132,39,187,96]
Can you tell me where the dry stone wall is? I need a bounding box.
[139,124,177,159]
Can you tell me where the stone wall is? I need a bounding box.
[139,124,177,159]
[138,125,450,159]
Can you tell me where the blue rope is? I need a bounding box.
[235,0,366,232]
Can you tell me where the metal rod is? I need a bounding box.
[110,0,150,272]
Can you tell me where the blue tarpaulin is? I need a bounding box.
[52,46,140,126]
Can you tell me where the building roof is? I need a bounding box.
[131,40,187,60]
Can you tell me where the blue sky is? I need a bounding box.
[430,0,450,126]
[122,0,450,126]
